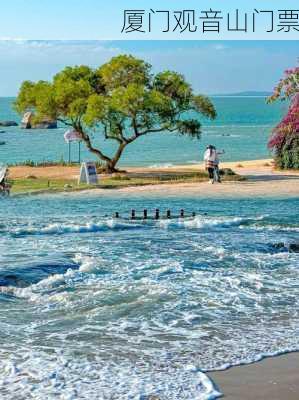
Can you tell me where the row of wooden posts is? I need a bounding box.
[114,209,196,220]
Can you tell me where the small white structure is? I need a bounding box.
[64,130,82,164]
[78,162,98,185]
[0,165,7,183]
[64,130,82,142]
[21,112,33,129]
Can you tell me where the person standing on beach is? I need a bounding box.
[204,145,216,184]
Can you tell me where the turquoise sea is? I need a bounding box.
[0,193,299,399]
[0,96,288,166]
[1,95,299,399]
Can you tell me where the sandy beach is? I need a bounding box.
[209,352,299,400]
[10,159,299,197]
[121,159,299,198]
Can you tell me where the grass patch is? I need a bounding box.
[10,171,245,195]
[10,178,78,194]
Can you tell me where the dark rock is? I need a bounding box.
[0,258,79,288]
[289,243,299,253]
[21,112,57,129]
[272,242,299,253]
[33,120,57,129]
[272,242,285,250]
[0,121,18,127]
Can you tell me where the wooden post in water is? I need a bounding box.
[155,209,160,220]
[131,209,136,220]
[180,209,184,218]
[115,212,119,219]
[143,209,148,220]
[167,210,171,219]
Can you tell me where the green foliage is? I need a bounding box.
[192,95,217,119]
[98,55,151,90]
[176,120,202,138]
[275,135,299,169]
[15,55,216,172]
[219,168,236,176]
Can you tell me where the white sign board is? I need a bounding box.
[64,129,82,142]
[79,162,98,185]
[0,165,7,182]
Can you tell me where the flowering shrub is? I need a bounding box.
[268,67,299,169]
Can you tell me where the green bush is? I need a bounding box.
[275,136,299,169]
[219,168,236,176]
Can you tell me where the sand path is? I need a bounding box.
[10,159,299,198]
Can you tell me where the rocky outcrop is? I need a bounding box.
[21,112,57,129]
[272,242,299,253]
[289,243,299,253]
[21,112,33,129]
[33,120,57,129]
[0,121,18,127]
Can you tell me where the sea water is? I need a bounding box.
[0,193,298,399]
[0,97,288,166]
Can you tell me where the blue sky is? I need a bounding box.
[0,40,297,96]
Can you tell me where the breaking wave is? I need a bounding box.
[1,195,299,399]
[6,215,273,238]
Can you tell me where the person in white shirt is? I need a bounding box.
[204,145,216,184]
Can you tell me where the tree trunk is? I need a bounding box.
[76,126,128,174]
[103,142,128,173]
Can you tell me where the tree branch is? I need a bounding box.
[57,117,74,127]
[75,124,112,164]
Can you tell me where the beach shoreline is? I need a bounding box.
[209,351,299,400]
[9,158,299,197]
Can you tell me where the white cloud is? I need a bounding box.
[0,40,297,96]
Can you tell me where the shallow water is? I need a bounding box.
[0,97,288,166]
[0,194,299,399]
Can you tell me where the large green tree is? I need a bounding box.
[15,55,216,173]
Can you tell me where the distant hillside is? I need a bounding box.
[212,91,272,97]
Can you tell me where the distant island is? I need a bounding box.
[212,91,272,97]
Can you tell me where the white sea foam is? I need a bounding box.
[242,224,299,232]
[149,163,174,168]
[7,215,270,238]
[158,215,266,230]
[3,254,99,303]
[11,219,142,237]
[0,349,222,400]
[1,196,299,399]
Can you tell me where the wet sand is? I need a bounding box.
[209,352,299,400]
